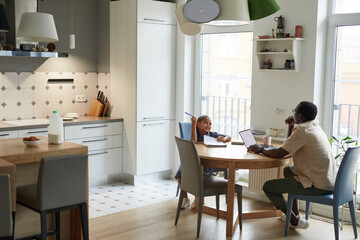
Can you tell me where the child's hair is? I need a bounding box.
[197,115,211,123]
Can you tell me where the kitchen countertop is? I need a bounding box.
[0,116,123,131]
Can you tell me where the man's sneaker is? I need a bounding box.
[190,200,196,209]
[289,218,310,229]
[181,198,190,209]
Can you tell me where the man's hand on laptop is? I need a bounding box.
[248,144,264,154]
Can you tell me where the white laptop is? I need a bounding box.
[239,129,275,149]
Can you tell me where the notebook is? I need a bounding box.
[203,135,227,147]
[239,129,275,149]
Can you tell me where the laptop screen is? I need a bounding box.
[239,129,257,148]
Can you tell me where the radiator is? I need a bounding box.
[248,168,280,194]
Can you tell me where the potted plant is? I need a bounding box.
[329,136,358,161]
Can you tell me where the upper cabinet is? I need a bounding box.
[254,38,304,72]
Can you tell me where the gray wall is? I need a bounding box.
[0,0,109,73]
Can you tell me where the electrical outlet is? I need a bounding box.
[75,94,87,103]
[275,108,285,115]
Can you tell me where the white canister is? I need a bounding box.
[48,111,64,144]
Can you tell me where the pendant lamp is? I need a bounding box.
[183,0,220,24]
[175,4,202,36]
[248,0,280,20]
[17,12,59,42]
[0,4,9,32]
[206,0,250,26]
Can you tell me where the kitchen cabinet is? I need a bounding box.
[0,130,18,139]
[65,121,123,187]
[18,128,48,138]
[254,38,304,72]
[110,0,175,178]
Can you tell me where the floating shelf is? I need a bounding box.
[254,38,304,72]
[0,50,68,58]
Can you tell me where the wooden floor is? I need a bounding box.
[89,196,359,240]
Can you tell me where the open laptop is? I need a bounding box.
[239,129,276,150]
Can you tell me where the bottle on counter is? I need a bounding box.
[48,111,64,144]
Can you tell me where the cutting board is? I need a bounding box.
[88,98,104,117]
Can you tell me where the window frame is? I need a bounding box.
[323,2,360,136]
[194,23,254,118]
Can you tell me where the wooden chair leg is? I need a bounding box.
[216,195,220,219]
[40,211,47,240]
[197,197,203,238]
[80,203,89,240]
[175,191,184,225]
[55,211,60,240]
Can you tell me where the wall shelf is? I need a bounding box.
[254,38,304,72]
[0,50,68,58]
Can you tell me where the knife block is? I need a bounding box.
[88,98,104,117]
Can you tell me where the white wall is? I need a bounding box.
[251,0,327,132]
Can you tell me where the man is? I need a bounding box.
[248,101,337,229]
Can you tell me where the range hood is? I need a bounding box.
[1,0,68,58]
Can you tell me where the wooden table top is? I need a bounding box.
[195,143,290,169]
[0,136,88,165]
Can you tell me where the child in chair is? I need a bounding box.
[175,115,231,209]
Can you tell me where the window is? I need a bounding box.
[334,0,360,14]
[198,32,253,138]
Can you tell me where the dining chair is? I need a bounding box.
[177,122,228,197]
[0,174,14,240]
[16,154,89,240]
[285,146,360,240]
[174,136,242,238]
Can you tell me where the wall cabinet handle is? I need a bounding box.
[82,138,108,143]
[82,125,108,129]
[142,116,165,120]
[27,130,48,134]
[0,133,10,136]
[88,151,108,156]
[143,122,165,126]
[143,18,165,23]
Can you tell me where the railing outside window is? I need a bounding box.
[201,95,251,138]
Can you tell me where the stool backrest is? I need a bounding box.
[0,174,12,237]
[333,146,360,204]
[37,153,88,210]
[175,137,203,197]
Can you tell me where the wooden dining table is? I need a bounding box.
[195,142,291,237]
[0,136,88,240]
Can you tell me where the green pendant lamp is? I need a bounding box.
[248,0,280,20]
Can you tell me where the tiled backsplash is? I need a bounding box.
[0,72,110,120]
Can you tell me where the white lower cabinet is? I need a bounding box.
[65,121,123,187]
[0,130,18,139]
[136,120,170,175]
[18,128,48,137]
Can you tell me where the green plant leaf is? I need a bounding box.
[342,136,352,141]
[344,139,357,144]
[335,153,342,159]
[332,136,339,142]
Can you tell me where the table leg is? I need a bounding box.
[226,162,236,236]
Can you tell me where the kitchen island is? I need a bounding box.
[0,136,88,240]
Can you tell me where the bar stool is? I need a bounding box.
[0,174,14,240]
[16,154,88,240]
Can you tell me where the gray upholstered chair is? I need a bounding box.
[0,174,14,240]
[16,154,88,240]
[174,137,242,238]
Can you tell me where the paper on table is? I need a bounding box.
[203,135,227,147]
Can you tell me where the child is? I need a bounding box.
[175,115,231,209]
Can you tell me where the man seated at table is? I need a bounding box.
[248,101,337,229]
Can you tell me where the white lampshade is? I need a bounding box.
[175,4,202,36]
[17,12,59,42]
[206,0,250,26]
